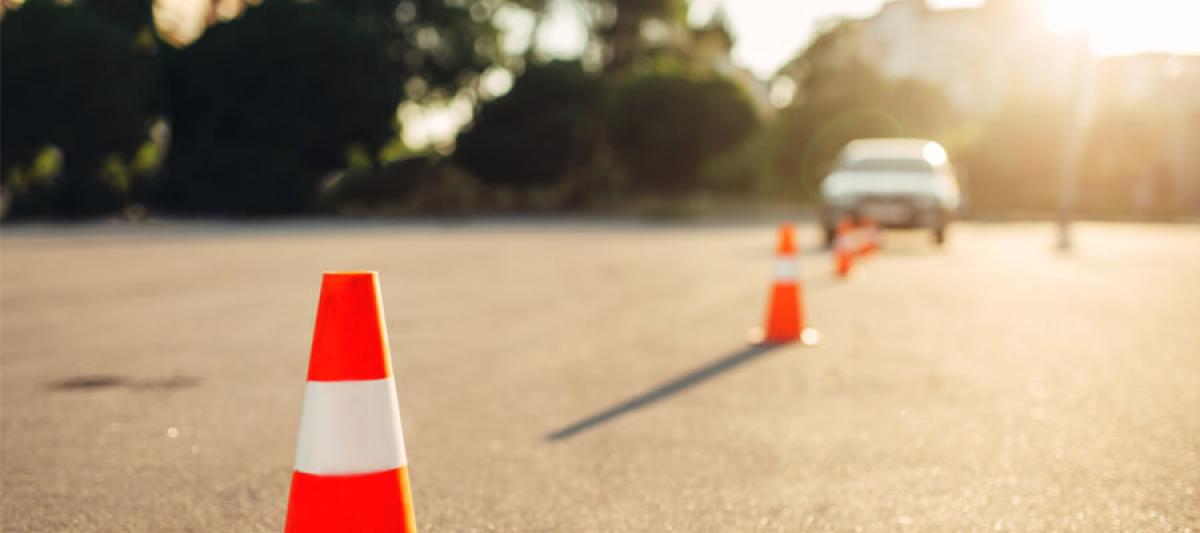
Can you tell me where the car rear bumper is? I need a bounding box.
[821,197,950,230]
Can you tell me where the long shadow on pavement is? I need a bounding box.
[545,343,783,441]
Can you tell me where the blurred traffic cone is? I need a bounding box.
[760,224,818,345]
[285,272,417,533]
[834,217,855,279]
[858,216,879,257]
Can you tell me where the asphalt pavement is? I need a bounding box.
[2,220,1198,532]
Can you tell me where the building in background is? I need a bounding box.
[831,0,1199,214]
[856,0,1086,116]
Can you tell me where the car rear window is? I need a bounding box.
[841,158,934,173]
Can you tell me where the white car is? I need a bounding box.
[820,138,962,246]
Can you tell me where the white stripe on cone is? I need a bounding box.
[773,257,799,281]
[836,233,855,252]
[294,378,408,475]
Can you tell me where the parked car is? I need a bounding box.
[820,138,962,246]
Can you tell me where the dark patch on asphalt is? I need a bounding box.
[50,375,128,390]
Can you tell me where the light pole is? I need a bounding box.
[1057,37,1097,251]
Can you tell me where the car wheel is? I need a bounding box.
[932,226,946,246]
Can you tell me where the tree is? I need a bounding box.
[574,0,687,71]
[1,0,157,217]
[157,0,404,214]
[454,61,606,192]
[78,0,156,37]
[328,0,504,97]
[606,70,760,193]
[776,19,870,105]
[770,19,959,199]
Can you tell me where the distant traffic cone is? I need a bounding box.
[858,216,880,257]
[760,224,818,345]
[285,272,417,533]
[834,217,855,279]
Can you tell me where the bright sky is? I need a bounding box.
[686,0,983,78]
[1040,0,1200,56]
[148,0,1200,149]
[531,0,1200,79]
[154,0,1200,80]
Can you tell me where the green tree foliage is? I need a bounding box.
[157,0,404,214]
[580,0,687,71]
[79,0,156,37]
[607,70,760,193]
[324,156,484,214]
[1,0,157,217]
[454,61,606,192]
[329,0,503,96]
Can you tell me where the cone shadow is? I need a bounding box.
[545,343,783,441]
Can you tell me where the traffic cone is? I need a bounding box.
[285,272,417,533]
[858,216,879,257]
[760,224,818,345]
[834,217,855,279]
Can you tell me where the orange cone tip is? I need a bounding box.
[285,272,417,533]
[308,272,392,382]
[777,223,796,255]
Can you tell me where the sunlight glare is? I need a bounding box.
[1039,0,1200,55]
[1041,0,1092,34]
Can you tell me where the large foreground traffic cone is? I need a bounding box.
[834,217,855,279]
[285,272,417,533]
[761,224,818,345]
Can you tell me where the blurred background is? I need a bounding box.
[2,0,1198,221]
[4,3,1200,530]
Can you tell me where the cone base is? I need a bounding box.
[753,328,820,347]
[285,467,416,533]
[835,249,855,279]
[758,282,817,347]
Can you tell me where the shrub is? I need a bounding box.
[454,61,606,193]
[1,0,157,217]
[606,70,760,194]
[156,0,403,215]
[324,156,484,214]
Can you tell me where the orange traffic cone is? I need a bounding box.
[285,272,417,533]
[761,224,818,345]
[834,217,855,279]
[858,216,879,257]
